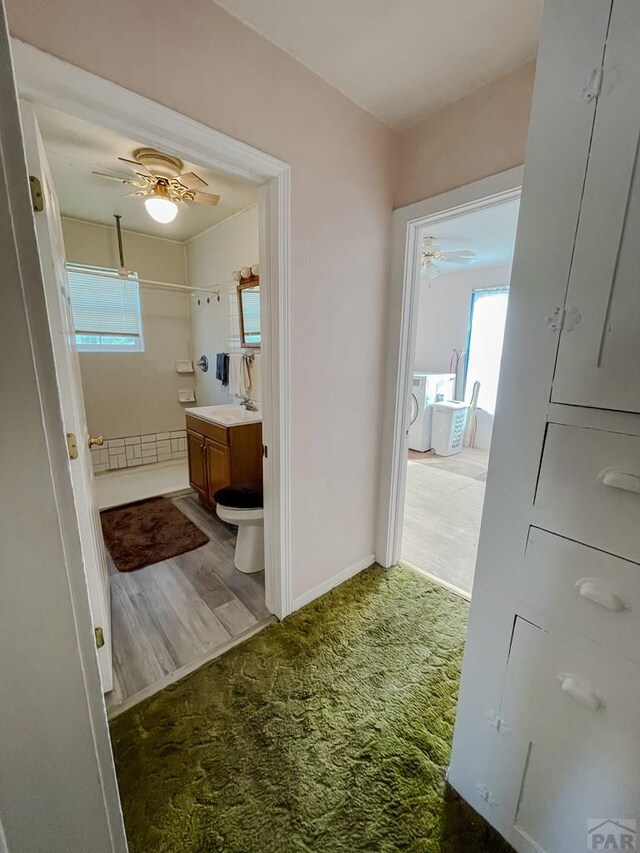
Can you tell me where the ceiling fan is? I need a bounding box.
[421,235,477,279]
[92,147,220,224]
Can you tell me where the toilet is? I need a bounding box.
[214,482,264,574]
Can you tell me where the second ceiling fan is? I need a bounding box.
[421,235,477,279]
[93,147,220,224]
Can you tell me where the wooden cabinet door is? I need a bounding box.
[187,430,207,497]
[552,0,640,413]
[205,438,231,505]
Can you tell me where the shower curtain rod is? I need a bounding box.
[68,265,234,295]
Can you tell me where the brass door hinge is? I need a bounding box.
[94,626,105,649]
[66,432,78,460]
[29,175,43,212]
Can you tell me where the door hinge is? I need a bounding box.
[546,306,581,333]
[475,783,499,807]
[66,432,78,460]
[94,626,105,649]
[486,710,510,735]
[29,175,44,212]
[581,66,603,103]
[262,444,268,459]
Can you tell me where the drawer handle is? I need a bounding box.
[575,578,629,612]
[597,467,640,494]
[558,674,604,711]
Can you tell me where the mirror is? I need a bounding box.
[237,275,260,347]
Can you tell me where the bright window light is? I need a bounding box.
[464,287,509,414]
[67,264,144,353]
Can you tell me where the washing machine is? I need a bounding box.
[408,372,456,451]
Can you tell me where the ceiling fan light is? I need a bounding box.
[423,258,440,279]
[144,195,178,224]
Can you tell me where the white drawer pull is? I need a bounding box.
[558,674,604,711]
[575,578,628,612]
[597,467,640,494]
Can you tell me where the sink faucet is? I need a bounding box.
[240,397,258,412]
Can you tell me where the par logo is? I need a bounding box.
[588,819,637,851]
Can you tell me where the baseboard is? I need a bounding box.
[401,559,472,601]
[291,554,375,612]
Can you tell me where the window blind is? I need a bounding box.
[67,264,142,338]
[241,289,260,342]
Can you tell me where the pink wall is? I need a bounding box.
[394,61,535,208]
[6,0,394,602]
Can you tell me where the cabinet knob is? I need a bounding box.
[575,578,628,612]
[558,674,604,711]
[597,467,640,494]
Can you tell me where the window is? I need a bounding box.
[67,264,144,352]
[464,287,509,414]
[228,289,241,348]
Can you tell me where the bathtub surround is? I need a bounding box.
[61,218,196,439]
[90,429,187,473]
[187,206,260,406]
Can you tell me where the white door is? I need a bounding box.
[552,0,640,413]
[19,101,113,693]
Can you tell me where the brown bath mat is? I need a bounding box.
[101,497,209,572]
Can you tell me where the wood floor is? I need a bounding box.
[402,448,489,595]
[106,493,273,715]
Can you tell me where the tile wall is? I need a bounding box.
[91,429,187,473]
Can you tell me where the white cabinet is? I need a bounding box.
[496,619,640,853]
[533,423,640,563]
[449,0,640,848]
[518,527,640,663]
[552,0,640,414]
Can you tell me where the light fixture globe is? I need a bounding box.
[144,194,178,224]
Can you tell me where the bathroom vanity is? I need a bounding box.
[185,406,263,509]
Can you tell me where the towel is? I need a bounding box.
[215,352,229,386]
[228,353,249,397]
[242,354,253,395]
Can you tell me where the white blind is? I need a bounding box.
[67,264,142,337]
[241,289,260,338]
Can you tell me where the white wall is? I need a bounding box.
[186,205,260,404]
[414,263,512,450]
[62,218,195,437]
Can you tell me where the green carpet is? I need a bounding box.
[110,564,511,852]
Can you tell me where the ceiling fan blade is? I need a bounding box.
[191,190,220,206]
[440,250,477,265]
[92,170,137,185]
[118,156,156,177]
[177,171,208,190]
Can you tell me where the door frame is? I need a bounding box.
[375,166,523,568]
[12,38,292,620]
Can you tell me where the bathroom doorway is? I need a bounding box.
[15,45,292,719]
[378,170,522,597]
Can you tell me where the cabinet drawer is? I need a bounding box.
[502,619,640,787]
[495,619,640,853]
[185,414,228,446]
[533,423,640,562]
[518,527,640,663]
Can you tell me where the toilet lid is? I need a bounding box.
[214,481,263,509]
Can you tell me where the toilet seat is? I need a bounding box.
[214,482,264,574]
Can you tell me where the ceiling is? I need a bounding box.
[36,106,258,242]
[215,0,542,128]
[420,198,520,274]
